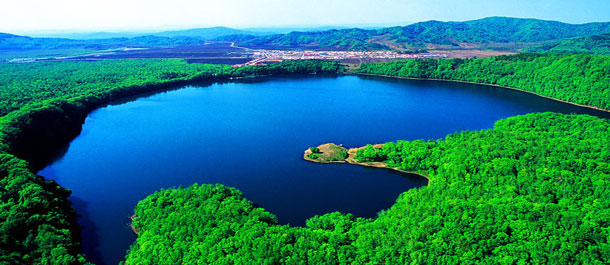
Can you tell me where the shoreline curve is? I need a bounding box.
[357,73,610,114]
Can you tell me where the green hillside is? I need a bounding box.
[218,28,381,49]
[380,17,610,45]
[0,33,207,51]
[219,17,610,49]
[526,33,610,55]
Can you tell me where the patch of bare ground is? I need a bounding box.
[304,143,430,183]
[368,34,408,50]
[303,143,348,163]
[423,42,520,58]
[428,48,516,58]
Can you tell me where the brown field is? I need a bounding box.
[429,49,517,58]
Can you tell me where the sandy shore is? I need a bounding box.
[129,215,139,236]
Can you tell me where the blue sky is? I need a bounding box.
[3,0,610,34]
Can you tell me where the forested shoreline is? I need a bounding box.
[0,59,342,264]
[526,33,610,56]
[359,53,610,110]
[122,54,610,264]
[1,53,609,264]
[124,113,610,264]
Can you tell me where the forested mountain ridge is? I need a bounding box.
[0,27,271,50]
[526,33,610,56]
[3,17,609,52]
[218,17,610,49]
[380,16,610,45]
[0,33,207,51]
[123,112,610,264]
[217,28,382,50]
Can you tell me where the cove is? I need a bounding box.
[38,75,610,265]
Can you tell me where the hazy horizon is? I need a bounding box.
[3,0,610,35]
[8,16,610,37]
[8,22,413,36]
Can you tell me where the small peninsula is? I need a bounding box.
[304,143,387,166]
[303,143,348,163]
[304,143,430,182]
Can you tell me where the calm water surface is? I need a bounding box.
[38,75,610,265]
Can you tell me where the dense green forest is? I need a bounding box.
[359,53,610,110]
[0,60,230,117]
[219,17,610,49]
[124,112,610,264]
[0,154,89,264]
[526,33,610,56]
[0,59,342,264]
[0,59,341,117]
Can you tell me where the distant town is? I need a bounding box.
[234,49,447,67]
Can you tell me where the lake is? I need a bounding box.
[38,75,610,265]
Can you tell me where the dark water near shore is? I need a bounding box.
[38,75,610,265]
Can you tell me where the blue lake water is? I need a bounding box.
[38,75,610,265]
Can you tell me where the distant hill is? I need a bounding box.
[29,27,271,40]
[2,17,610,55]
[218,17,610,50]
[525,33,610,56]
[152,27,269,39]
[379,17,610,45]
[218,28,386,50]
[0,33,81,50]
[0,27,271,53]
[0,33,207,51]
[241,26,350,34]
[28,31,144,39]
